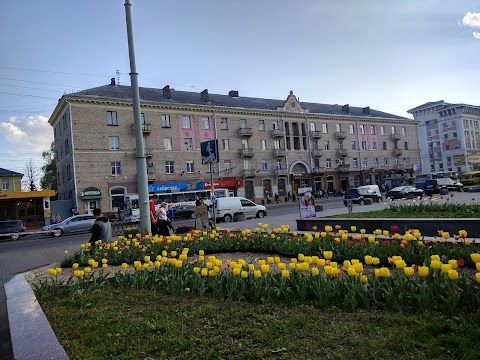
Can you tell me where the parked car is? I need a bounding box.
[385,186,425,199]
[42,214,96,237]
[214,197,267,222]
[435,178,464,192]
[172,205,196,219]
[344,185,382,206]
[424,179,441,195]
[0,220,27,240]
[343,188,363,206]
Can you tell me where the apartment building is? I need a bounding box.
[49,82,420,213]
[408,101,480,174]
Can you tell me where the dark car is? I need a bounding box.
[343,188,363,206]
[0,220,27,240]
[172,205,196,220]
[424,180,441,195]
[42,214,96,237]
[386,186,425,199]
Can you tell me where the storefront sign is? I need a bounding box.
[204,179,242,188]
[148,181,204,193]
[80,187,101,199]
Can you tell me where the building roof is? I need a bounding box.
[0,168,23,177]
[408,100,478,113]
[67,84,409,120]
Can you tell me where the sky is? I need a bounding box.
[0,0,479,183]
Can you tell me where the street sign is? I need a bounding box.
[201,140,219,164]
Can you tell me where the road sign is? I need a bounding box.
[201,140,219,165]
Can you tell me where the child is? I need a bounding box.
[166,205,175,234]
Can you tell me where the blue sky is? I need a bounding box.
[0,0,479,182]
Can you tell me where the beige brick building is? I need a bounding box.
[49,82,420,213]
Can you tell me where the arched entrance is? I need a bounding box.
[289,161,310,196]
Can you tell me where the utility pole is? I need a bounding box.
[124,0,151,234]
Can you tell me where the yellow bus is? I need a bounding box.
[460,171,480,188]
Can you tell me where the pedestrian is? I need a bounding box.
[274,193,279,204]
[50,213,56,224]
[166,205,175,234]
[149,194,158,235]
[55,214,62,224]
[156,202,169,236]
[89,208,112,245]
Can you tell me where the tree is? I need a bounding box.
[23,158,39,191]
[40,142,57,192]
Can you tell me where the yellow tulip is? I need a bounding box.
[368,236,375,243]
[248,264,255,272]
[418,266,429,277]
[254,270,261,278]
[394,260,407,269]
[320,232,327,238]
[374,229,382,235]
[298,254,305,262]
[55,268,62,274]
[101,258,108,264]
[380,267,390,277]
[258,259,266,266]
[317,258,326,267]
[201,268,208,277]
[324,265,333,275]
[404,233,414,242]
[330,261,338,268]
[361,275,368,284]
[448,259,458,270]
[353,263,363,273]
[48,268,56,276]
[241,271,248,279]
[72,263,79,269]
[374,268,381,277]
[206,262,213,269]
[267,257,274,264]
[274,256,280,263]
[350,226,357,232]
[360,229,366,234]
[477,262,480,272]
[323,251,333,260]
[441,264,453,273]
[447,269,459,280]
[261,264,270,274]
[430,260,442,270]
[343,260,352,269]
[278,263,286,270]
[471,253,480,263]
[144,256,150,263]
[403,267,414,277]
[233,267,241,276]
[364,256,373,265]
[281,270,290,278]
[208,269,216,277]
[347,267,356,277]
[311,267,319,276]
[430,255,440,262]
[289,263,296,270]
[383,230,389,237]
[372,257,380,265]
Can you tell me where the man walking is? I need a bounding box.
[150,194,158,235]
[89,208,112,245]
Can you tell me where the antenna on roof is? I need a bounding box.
[116,70,120,85]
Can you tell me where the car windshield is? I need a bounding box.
[0,221,17,230]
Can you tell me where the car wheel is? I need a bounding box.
[223,214,232,222]
[256,211,265,218]
[11,234,19,241]
[458,187,464,192]
[190,212,196,219]
[53,229,63,237]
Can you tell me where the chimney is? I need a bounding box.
[163,85,171,99]
[228,90,239,97]
[363,106,370,115]
[110,78,116,86]
[201,89,209,102]
[342,104,350,113]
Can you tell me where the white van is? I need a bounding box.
[357,185,382,202]
[213,197,267,222]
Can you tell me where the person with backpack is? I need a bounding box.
[89,208,112,245]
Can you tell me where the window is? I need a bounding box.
[371,141,377,150]
[370,125,376,135]
[324,140,330,150]
[222,139,230,150]
[224,160,232,173]
[186,161,194,173]
[259,120,265,131]
[382,142,387,150]
[274,140,281,149]
[202,117,210,129]
[444,134,449,140]
[322,123,328,133]
[359,125,365,135]
[220,118,228,129]
[352,158,358,168]
[162,114,171,128]
[349,124,355,134]
[107,111,118,126]
[261,139,267,150]
[241,139,249,149]
[240,119,248,128]
[404,141,408,150]
[63,113,67,130]
[109,136,119,150]
[111,161,121,176]
[361,141,368,150]
[164,137,172,150]
[384,157,388,166]
[402,127,406,136]
[363,158,368,167]
[140,113,145,124]
[310,122,316,131]
[336,124,341,132]
[374,157,379,167]
[182,116,191,129]
[445,145,450,150]
[351,141,356,150]
[2,178,9,190]
[165,161,174,174]
[391,126,395,134]
[380,126,385,135]
[277,160,283,169]
[453,132,457,138]
[326,158,332,168]
[67,164,72,180]
[272,120,279,130]
[184,138,193,150]
[262,160,268,170]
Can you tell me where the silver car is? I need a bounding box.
[42,214,95,237]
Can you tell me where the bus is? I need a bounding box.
[415,171,459,189]
[460,171,480,188]
[155,188,233,207]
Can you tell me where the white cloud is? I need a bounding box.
[474,32,480,39]
[0,115,53,153]
[462,12,480,27]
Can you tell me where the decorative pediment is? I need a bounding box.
[277,90,309,113]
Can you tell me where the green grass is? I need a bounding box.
[40,289,480,360]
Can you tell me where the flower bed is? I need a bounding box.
[34,223,480,315]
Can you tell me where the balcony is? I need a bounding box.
[334,131,347,140]
[393,148,403,157]
[311,167,325,175]
[336,149,349,157]
[237,127,253,137]
[311,149,323,157]
[144,149,153,158]
[310,131,322,139]
[338,164,351,173]
[274,169,288,177]
[270,128,285,138]
[273,148,286,157]
[391,133,401,141]
[132,123,152,134]
[241,169,256,178]
[239,148,254,158]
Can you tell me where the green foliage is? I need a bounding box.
[40,141,57,192]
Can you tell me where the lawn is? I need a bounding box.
[40,289,480,360]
